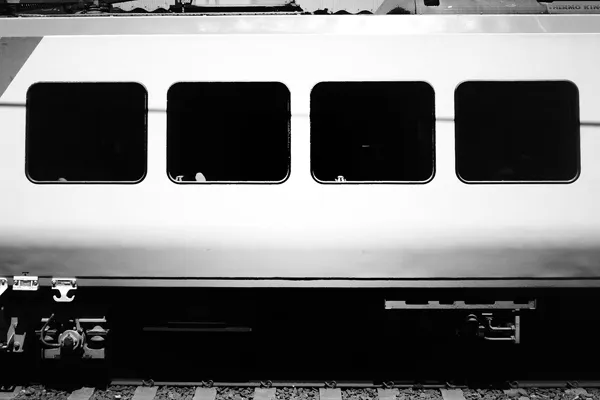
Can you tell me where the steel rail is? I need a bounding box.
[107,380,600,389]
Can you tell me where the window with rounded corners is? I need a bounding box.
[26,82,148,184]
[167,82,290,184]
[455,81,580,183]
[310,81,435,184]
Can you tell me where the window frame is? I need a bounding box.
[454,80,581,185]
[166,81,291,185]
[309,81,437,185]
[25,81,149,185]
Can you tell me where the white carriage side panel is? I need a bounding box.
[1,27,600,279]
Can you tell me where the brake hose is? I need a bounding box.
[40,313,60,348]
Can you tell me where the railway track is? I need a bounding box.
[3,384,600,400]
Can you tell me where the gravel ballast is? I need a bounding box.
[89,386,137,400]
[341,389,378,400]
[14,385,72,400]
[216,388,255,400]
[275,388,319,400]
[153,386,195,400]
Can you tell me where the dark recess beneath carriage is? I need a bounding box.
[26,83,147,183]
[167,82,290,183]
[3,287,600,385]
[455,81,580,183]
[310,82,435,183]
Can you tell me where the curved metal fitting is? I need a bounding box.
[324,381,337,389]
[382,381,395,389]
[58,329,83,352]
[260,381,273,389]
[52,278,77,302]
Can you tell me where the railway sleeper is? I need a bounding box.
[1,385,600,400]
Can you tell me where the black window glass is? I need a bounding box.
[26,82,147,183]
[167,82,290,183]
[455,81,580,183]
[310,82,435,183]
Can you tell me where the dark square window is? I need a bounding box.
[26,82,147,183]
[455,81,580,183]
[167,82,290,183]
[310,82,435,183]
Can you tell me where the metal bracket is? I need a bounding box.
[480,311,521,343]
[335,176,346,182]
[1,317,25,353]
[385,300,536,310]
[12,275,38,291]
[37,317,108,360]
[458,311,521,343]
[52,278,77,302]
[385,300,533,344]
[0,278,7,298]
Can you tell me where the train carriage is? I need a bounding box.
[0,10,600,291]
